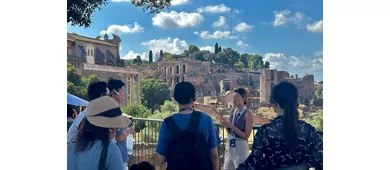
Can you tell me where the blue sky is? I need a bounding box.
[67,0,323,81]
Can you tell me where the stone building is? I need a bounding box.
[67,33,141,106]
[259,69,314,106]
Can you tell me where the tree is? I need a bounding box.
[240,53,251,68]
[159,50,164,60]
[318,81,323,84]
[214,43,220,54]
[68,0,171,28]
[295,74,299,79]
[222,48,240,67]
[188,45,200,54]
[67,64,100,100]
[203,53,216,62]
[218,46,222,54]
[264,61,270,69]
[181,50,189,58]
[305,110,323,131]
[149,50,153,64]
[189,51,203,61]
[234,62,245,68]
[140,78,171,112]
[164,52,173,61]
[133,55,142,65]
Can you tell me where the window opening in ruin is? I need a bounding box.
[183,65,186,73]
[176,65,179,74]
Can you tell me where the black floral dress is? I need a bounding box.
[237,116,323,170]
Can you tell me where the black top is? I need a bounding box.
[237,116,323,170]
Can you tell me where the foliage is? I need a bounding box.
[149,50,153,64]
[250,54,264,70]
[67,64,99,100]
[214,43,221,54]
[122,103,152,118]
[318,81,323,84]
[305,110,323,131]
[311,87,323,106]
[188,45,200,54]
[264,61,270,69]
[68,0,171,28]
[160,100,178,113]
[234,62,245,68]
[133,55,143,65]
[140,78,171,112]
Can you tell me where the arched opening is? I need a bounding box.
[175,76,180,84]
[164,67,167,74]
[182,65,186,73]
[176,65,179,74]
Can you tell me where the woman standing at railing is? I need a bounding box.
[196,88,254,170]
[237,81,323,170]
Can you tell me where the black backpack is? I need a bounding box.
[164,111,212,170]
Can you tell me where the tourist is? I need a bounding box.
[129,161,155,170]
[67,104,75,131]
[67,96,131,170]
[156,82,221,170]
[222,88,254,170]
[108,78,136,170]
[237,81,323,170]
[67,81,110,144]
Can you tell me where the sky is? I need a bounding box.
[67,0,323,81]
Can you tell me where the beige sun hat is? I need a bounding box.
[86,96,131,128]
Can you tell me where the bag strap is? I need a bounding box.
[188,111,201,130]
[164,116,181,139]
[98,141,110,170]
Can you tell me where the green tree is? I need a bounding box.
[181,50,189,58]
[249,54,264,70]
[240,53,251,68]
[305,110,323,131]
[159,50,164,60]
[234,62,245,68]
[214,43,220,54]
[318,81,323,84]
[140,78,171,112]
[164,52,173,61]
[264,61,270,69]
[189,51,204,61]
[149,50,153,64]
[188,45,200,54]
[67,64,99,100]
[203,53,216,62]
[121,103,152,132]
[68,0,171,28]
[223,48,240,67]
[160,100,178,113]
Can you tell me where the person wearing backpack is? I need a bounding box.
[237,81,323,170]
[155,82,221,170]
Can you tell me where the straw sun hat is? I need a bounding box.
[86,96,131,128]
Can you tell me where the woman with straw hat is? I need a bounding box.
[67,96,131,170]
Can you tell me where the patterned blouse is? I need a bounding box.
[237,116,323,170]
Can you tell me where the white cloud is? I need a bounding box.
[120,46,122,51]
[272,10,308,27]
[200,46,214,53]
[236,40,248,48]
[193,31,199,35]
[152,11,204,29]
[100,23,144,35]
[197,4,231,13]
[171,0,190,6]
[233,9,240,14]
[313,50,323,57]
[306,20,323,33]
[234,22,254,32]
[141,37,189,54]
[199,31,238,39]
[123,51,148,60]
[264,52,323,80]
[212,16,228,28]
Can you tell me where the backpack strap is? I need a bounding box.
[188,110,201,130]
[98,141,110,170]
[164,116,181,140]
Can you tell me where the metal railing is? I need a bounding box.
[128,117,323,170]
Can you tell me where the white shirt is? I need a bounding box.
[67,110,116,144]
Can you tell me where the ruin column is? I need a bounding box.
[129,74,133,106]
[136,74,141,104]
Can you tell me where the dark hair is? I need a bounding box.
[173,82,196,105]
[87,81,108,101]
[67,104,74,118]
[107,78,125,93]
[270,81,299,149]
[234,88,248,105]
[129,161,155,170]
[74,119,110,152]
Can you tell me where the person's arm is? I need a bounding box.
[229,111,254,140]
[207,117,221,170]
[115,128,136,142]
[236,125,266,170]
[156,122,169,165]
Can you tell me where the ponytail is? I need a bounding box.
[283,98,299,149]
